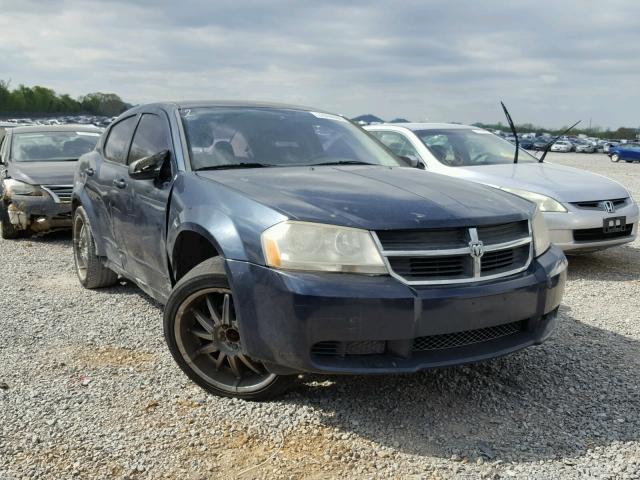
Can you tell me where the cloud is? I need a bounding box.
[0,0,638,128]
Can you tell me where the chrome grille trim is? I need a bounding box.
[372,221,533,286]
[570,198,629,211]
[41,185,73,203]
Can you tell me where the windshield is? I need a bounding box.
[180,107,401,170]
[416,129,539,167]
[11,131,100,162]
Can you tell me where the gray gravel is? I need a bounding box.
[1,152,639,479]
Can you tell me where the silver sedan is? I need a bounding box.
[366,123,639,253]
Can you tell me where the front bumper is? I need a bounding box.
[4,194,72,232]
[227,245,567,375]
[545,203,639,253]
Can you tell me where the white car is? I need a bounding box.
[550,141,573,153]
[366,123,639,253]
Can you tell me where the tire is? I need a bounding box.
[72,206,118,288]
[164,257,295,400]
[0,204,23,239]
[611,154,620,162]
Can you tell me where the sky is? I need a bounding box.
[1,0,638,129]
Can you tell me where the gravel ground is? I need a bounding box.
[1,153,639,479]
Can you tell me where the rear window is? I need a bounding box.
[11,131,100,162]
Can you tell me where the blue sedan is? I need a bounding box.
[609,144,640,163]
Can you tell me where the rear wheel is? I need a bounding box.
[611,154,620,162]
[73,206,118,288]
[0,204,22,239]
[164,258,294,400]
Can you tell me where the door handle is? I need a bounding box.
[113,178,127,189]
[85,168,95,176]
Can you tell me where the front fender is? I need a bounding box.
[166,173,287,268]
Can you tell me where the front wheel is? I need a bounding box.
[611,154,620,162]
[164,258,294,400]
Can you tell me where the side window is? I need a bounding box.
[128,113,171,164]
[104,116,138,164]
[371,131,420,160]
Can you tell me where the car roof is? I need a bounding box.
[9,124,103,134]
[135,100,332,114]
[367,122,479,131]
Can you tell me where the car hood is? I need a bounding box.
[455,162,629,203]
[6,161,77,185]
[196,166,533,231]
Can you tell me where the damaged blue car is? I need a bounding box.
[71,102,567,399]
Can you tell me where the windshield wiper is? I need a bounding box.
[539,120,581,163]
[500,101,520,164]
[194,162,274,171]
[308,160,375,166]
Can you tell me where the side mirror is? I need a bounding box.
[398,155,425,169]
[128,150,169,180]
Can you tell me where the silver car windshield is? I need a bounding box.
[12,131,100,162]
[416,129,538,167]
[180,107,402,170]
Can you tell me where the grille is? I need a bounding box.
[43,185,73,203]
[311,340,385,357]
[571,198,628,211]
[388,255,470,280]
[412,320,525,351]
[375,220,532,285]
[481,245,529,275]
[573,224,633,242]
[376,228,467,251]
[477,221,529,244]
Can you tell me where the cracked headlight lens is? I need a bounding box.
[261,221,387,274]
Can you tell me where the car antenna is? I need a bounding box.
[539,120,581,163]
[500,101,519,164]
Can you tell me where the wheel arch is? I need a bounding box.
[71,191,107,257]
[170,225,225,284]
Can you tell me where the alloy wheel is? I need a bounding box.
[173,287,276,394]
[73,214,89,281]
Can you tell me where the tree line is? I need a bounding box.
[0,80,129,117]
[473,121,639,141]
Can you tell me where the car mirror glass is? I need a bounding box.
[128,150,170,180]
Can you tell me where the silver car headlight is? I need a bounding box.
[3,179,43,196]
[532,207,551,257]
[501,187,567,212]
[261,221,387,274]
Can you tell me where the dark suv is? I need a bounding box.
[72,102,567,399]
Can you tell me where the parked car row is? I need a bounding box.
[1,115,115,129]
[0,102,636,400]
[501,134,630,154]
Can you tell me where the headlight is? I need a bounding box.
[261,221,387,274]
[500,187,567,212]
[3,179,43,196]
[531,207,551,257]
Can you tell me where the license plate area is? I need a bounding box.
[603,216,626,233]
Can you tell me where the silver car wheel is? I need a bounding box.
[173,287,277,394]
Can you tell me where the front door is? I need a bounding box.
[113,111,175,297]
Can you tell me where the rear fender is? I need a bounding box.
[73,189,107,257]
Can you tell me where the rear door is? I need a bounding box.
[89,115,138,267]
[115,110,175,297]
